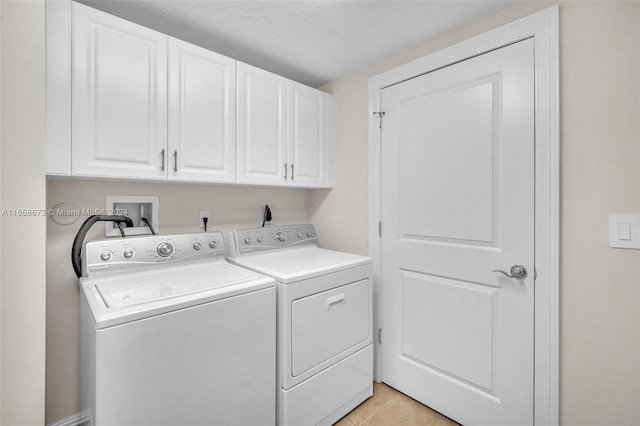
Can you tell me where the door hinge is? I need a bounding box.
[378,328,382,344]
[378,221,382,237]
[373,111,386,129]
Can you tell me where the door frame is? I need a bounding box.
[367,6,559,426]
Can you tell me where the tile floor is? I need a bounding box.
[335,383,460,426]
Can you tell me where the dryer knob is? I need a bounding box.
[276,231,287,243]
[209,241,217,249]
[307,232,313,237]
[257,236,264,243]
[297,232,303,238]
[99,251,112,261]
[193,242,201,250]
[244,238,252,245]
[122,248,134,259]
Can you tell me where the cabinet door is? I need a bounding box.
[287,82,329,188]
[236,62,287,186]
[168,38,236,183]
[72,2,167,179]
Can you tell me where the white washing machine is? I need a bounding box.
[79,231,276,426]
[228,224,373,426]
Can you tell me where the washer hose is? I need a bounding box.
[71,215,134,278]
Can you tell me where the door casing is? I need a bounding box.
[367,7,559,426]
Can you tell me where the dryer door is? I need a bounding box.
[291,279,370,376]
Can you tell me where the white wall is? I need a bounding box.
[0,1,47,425]
[310,1,640,425]
[45,180,309,423]
[559,3,639,423]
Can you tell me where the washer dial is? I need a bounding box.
[156,242,174,257]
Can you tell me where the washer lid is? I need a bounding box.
[230,246,371,283]
[96,261,260,308]
[82,260,275,329]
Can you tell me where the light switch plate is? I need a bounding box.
[609,214,640,249]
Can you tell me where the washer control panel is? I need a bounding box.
[232,224,317,256]
[84,232,225,278]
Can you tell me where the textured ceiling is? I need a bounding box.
[76,0,509,87]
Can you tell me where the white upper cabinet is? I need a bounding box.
[168,38,236,183]
[237,62,332,188]
[236,62,287,186]
[287,81,331,188]
[46,1,332,187]
[72,2,168,179]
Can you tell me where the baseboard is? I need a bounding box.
[48,411,90,426]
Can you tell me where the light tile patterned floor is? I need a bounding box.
[335,383,460,426]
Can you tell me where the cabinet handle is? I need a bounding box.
[283,163,288,180]
[160,149,165,171]
[290,163,294,180]
[173,150,178,173]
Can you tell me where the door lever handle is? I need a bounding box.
[493,264,527,279]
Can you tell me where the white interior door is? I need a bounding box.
[380,38,535,426]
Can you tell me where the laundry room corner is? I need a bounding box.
[45,179,311,424]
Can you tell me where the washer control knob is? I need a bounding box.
[209,241,217,249]
[257,236,264,243]
[99,251,112,261]
[122,248,134,259]
[244,238,252,245]
[306,232,313,237]
[156,242,174,257]
[193,242,201,251]
[276,231,287,243]
[297,232,303,238]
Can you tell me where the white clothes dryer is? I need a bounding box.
[79,232,276,426]
[229,224,373,426]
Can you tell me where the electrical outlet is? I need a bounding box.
[199,211,209,228]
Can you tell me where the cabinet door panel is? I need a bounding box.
[72,2,167,179]
[288,82,327,188]
[236,62,287,186]
[168,38,236,183]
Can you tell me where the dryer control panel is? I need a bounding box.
[231,224,318,256]
[83,232,225,278]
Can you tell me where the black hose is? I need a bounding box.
[141,217,156,235]
[71,215,134,278]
